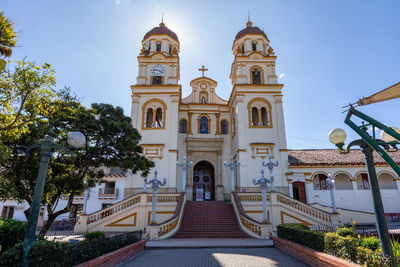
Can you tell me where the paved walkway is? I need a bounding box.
[146,238,274,248]
[118,247,309,267]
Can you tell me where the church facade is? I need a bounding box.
[126,20,289,202]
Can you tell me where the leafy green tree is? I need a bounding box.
[0,11,16,58]
[0,60,56,163]
[0,90,154,235]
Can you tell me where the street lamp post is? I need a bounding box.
[262,156,279,191]
[326,174,337,213]
[253,168,272,223]
[224,155,240,191]
[176,156,193,192]
[329,126,394,259]
[145,170,167,224]
[20,131,86,267]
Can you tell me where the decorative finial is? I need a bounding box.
[246,10,252,27]
[198,65,208,77]
[160,12,166,27]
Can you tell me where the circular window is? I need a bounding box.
[203,176,210,183]
[194,176,200,182]
[200,83,207,89]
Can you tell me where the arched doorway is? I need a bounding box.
[193,161,215,201]
[292,181,306,203]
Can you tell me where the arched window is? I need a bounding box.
[248,98,272,128]
[313,173,328,190]
[261,107,269,126]
[180,119,187,134]
[251,107,259,126]
[156,42,161,52]
[155,108,163,127]
[199,116,209,134]
[252,69,261,85]
[221,120,228,134]
[169,45,172,54]
[252,42,257,51]
[334,173,353,190]
[142,99,167,130]
[378,172,397,190]
[145,108,153,128]
[241,46,245,53]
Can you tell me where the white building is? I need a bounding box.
[2,20,399,229]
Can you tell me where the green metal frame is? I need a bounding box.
[345,106,400,176]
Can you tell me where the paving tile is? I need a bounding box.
[118,247,309,267]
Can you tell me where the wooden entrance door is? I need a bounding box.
[292,181,307,203]
[193,161,215,201]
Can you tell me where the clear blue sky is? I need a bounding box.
[2,0,399,149]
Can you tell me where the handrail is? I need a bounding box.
[152,192,186,238]
[87,194,142,224]
[275,192,332,223]
[231,191,264,237]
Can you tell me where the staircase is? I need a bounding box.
[174,201,248,238]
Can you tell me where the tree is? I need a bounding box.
[0,11,16,57]
[0,91,154,235]
[0,60,56,163]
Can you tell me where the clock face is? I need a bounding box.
[151,64,165,76]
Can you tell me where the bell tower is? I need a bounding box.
[229,19,289,195]
[136,21,180,85]
[126,22,181,197]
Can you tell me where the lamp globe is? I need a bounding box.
[67,132,86,148]
[328,128,347,145]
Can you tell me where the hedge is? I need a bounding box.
[277,223,325,251]
[324,232,397,266]
[0,231,141,266]
[0,218,26,254]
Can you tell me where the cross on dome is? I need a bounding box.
[198,65,208,77]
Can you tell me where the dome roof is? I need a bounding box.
[143,22,179,42]
[235,21,268,41]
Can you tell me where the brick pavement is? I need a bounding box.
[118,247,309,267]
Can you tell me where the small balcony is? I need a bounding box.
[98,188,119,199]
[74,191,89,199]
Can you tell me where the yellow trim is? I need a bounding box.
[247,97,273,128]
[215,113,221,134]
[188,112,193,135]
[280,211,311,226]
[169,149,178,153]
[304,172,312,176]
[141,98,167,130]
[148,211,174,225]
[197,114,211,134]
[279,149,289,152]
[106,212,137,227]
[237,149,246,152]
[285,172,294,176]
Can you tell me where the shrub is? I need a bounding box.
[84,231,105,241]
[0,231,141,266]
[336,227,355,237]
[360,236,380,251]
[0,218,26,253]
[277,223,325,251]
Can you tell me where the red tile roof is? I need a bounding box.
[288,149,400,166]
[143,22,178,42]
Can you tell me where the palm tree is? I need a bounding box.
[0,11,16,57]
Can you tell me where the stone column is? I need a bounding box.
[186,149,193,201]
[215,113,220,134]
[216,143,224,201]
[188,112,193,135]
[351,179,358,191]
[288,180,293,198]
[305,179,313,204]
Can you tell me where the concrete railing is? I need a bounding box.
[231,192,272,239]
[275,192,333,224]
[147,192,186,240]
[74,192,181,233]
